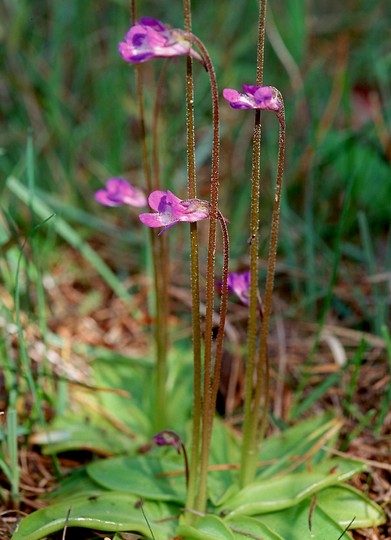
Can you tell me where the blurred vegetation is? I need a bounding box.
[1,0,390,333]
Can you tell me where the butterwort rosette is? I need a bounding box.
[223,84,282,111]
[139,190,211,235]
[119,17,202,64]
[94,178,147,207]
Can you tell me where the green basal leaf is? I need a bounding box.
[31,417,140,456]
[92,349,194,437]
[248,499,352,539]
[207,419,241,506]
[165,345,194,428]
[112,534,145,540]
[87,455,187,503]
[43,468,107,503]
[11,492,179,540]
[219,458,364,516]
[208,416,344,507]
[90,358,154,434]
[224,515,284,539]
[178,515,235,540]
[257,415,341,479]
[317,484,386,528]
[209,419,241,465]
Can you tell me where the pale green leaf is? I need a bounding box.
[207,419,241,506]
[11,492,179,540]
[178,515,235,540]
[258,415,341,479]
[43,469,107,503]
[219,459,364,516]
[87,456,187,503]
[225,515,284,539]
[317,485,386,528]
[251,500,352,539]
[31,418,138,456]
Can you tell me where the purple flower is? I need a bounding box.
[227,270,251,306]
[94,178,147,208]
[223,85,282,111]
[139,190,210,235]
[118,17,202,64]
[153,430,182,454]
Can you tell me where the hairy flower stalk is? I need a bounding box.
[252,104,285,466]
[237,91,285,485]
[227,87,285,487]
[237,0,269,488]
[240,104,262,488]
[122,11,227,515]
[140,189,229,515]
[242,13,264,490]
[209,210,230,435]
[183,0,203,522]
[179,33,224,515]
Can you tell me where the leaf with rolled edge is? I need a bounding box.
[30,418,140,456]
[226,489,385,539]
[207,419,241,506]
[208,415,342,507]
[179,514,287,540]
[224,515,284,539]
[257,415,342,479]
[87,455,187,503]
[43,468,108,503]
[11,492,179,540]
[228,499,353,540]
[178,515,235,540]
[218,458,365,517]
[317,484,386,528]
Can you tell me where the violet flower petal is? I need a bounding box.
[174,199,211,222]
[118,18,202,64]
[94,178,147,207]
[148,190,181,212]
[139,212,178,229]
[222,88,255,109]
[139,190,211,234]
[223,85,282,111]
[94,189,119,207]
[139,17,167,31]
[227,270,251,306]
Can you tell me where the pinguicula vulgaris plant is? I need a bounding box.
[11,1,386,539]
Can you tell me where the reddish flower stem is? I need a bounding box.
[183,32,224,515]
[251,107,285,455]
